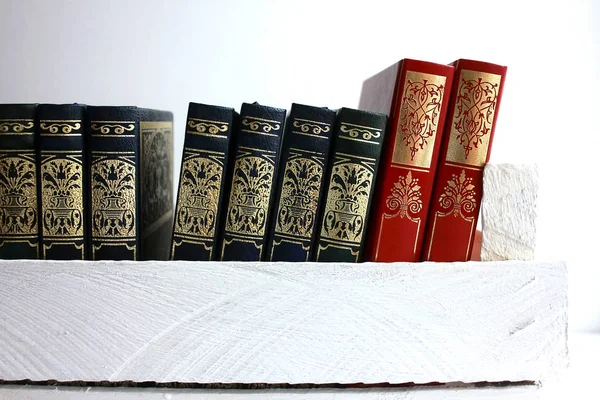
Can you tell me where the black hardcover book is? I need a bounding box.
[87,106,173,261]
[265,104,336,261]
[171,103,236,261]
[314,107,387,262]
[37,104,86,260]
[0,104,39,259]
[219,102,286,261]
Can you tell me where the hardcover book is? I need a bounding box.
[37,104,86,260]
[265,103,336,261]
[359,59,455,262]
[314,107,387,262]
[421,59,507,262]
[0,104,39,259]
[171,103,236,261]
[87,106,173,261]
[219,102,286,261]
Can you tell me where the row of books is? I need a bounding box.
[175,58,507,263]
[0,58,506,262]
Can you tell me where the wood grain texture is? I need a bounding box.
[0,260,567,385]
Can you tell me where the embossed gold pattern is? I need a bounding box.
[41,156,83,237]
[275,154,322,238]
[292,119,331,135]
[0,120,34,133]
[438,170,476,219]
[91,158,136,237]
[393,71,446,168]
[0,156,38,235]
[446,70,501,166]
[241,117,280,134]
[320,159,373,243]
[385,171,422,218]
[175,155,223,238]
[91,122,135,135]
[187,118,229,135]
[226,154,274,236]
[40,121,81,134]
[340,123,381,141]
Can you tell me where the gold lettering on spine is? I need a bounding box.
[446,70,501,167]
[393,71,446,168]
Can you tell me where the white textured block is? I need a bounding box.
[481,164,538,261]
[0,260,567,385]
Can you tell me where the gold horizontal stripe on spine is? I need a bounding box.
[185,130,228,139]
[335,152,376,162]
[239,146,276,154]
[289,147,324,155]
[173,232,214,240]
[40,150,83,154]
[339,136,379,145]
[0,235,38,239]
[244,116,280,124]
[183,147,225,155]
[0,119,34,121]
[390,164,430,173]
[188,117,230,125]
[94,237,136,241]
[40,133,82,137]
[91,134,136,138]
[0,149,34,153]
[0,132,34,135]
[225,232,262,240]
[240,129,278,137]
[91,151,136,155]
[319,237,361,246]
[340,122,382,131]
[39,120,82,123]
[274,232,310,241]
[444,161,482,171]
[294,118,329,125]
[292,131,327,138]
[90,120,136,124]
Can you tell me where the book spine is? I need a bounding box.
[362,60,455,262]
[139,109,174,260]
[421,60,507,262]
[86,106,140,260]
[171,103,235,261]
[0,104,39,259]
[314,108,387,262]
[219,102,286,261]
[37,104,86,260]
[265,104,336,261]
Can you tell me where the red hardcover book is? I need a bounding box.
[359,59,455,262]
[421,59,507,262]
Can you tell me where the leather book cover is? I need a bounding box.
[314,107,387,262]
[86,106,141,260]
[265,103,336,261]
[139,108,173,260]
[359,59,455,262]
[0,104,39,259]
[421,59,507,262]
[171,102,236,261]
[219,102,286,261]
[37,103,86,260]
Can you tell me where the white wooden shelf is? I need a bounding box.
[0,260,567,388]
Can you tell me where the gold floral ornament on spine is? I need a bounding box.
[0,156,38,235]
[446,70,501,167]
[241,117,280,134]
[438,169,476,219]
[90,122,136,135]
[187,118,228,135]
[392,71,446,168]
[40,121,81,134]
[385,171,422,219]
[340,124,380,141]
[0,121,34,133]
[292,119,331,135]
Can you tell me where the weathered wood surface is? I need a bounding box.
[0,260,567,385]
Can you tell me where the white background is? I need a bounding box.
[0,0,598,333]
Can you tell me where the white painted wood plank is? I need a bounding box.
[0,385,543,400]
[0,260,567,385]
[481,163,538,261]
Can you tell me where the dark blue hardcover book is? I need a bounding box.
[265,103,336,261]
[86,106,173,260]
[171,102,237,261]
[0,104,39,259]
[314,107,387,262]
[219,102,286,261]
[37,103,87,260]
